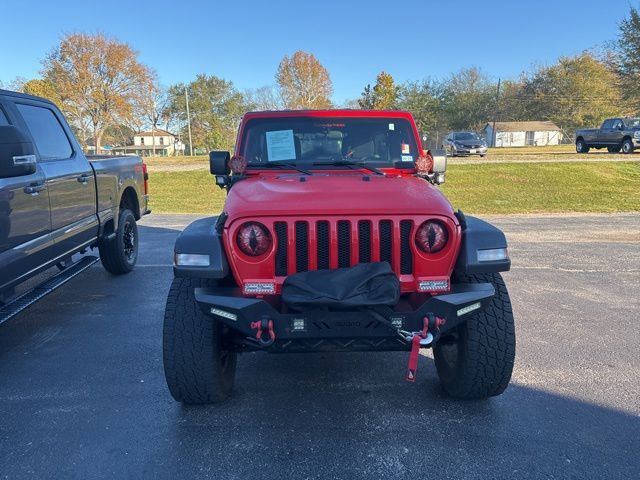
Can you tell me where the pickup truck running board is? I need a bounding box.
[0,256,99,326]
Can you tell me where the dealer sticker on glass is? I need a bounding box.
[266,130,296,161]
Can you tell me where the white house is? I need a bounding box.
[483,121,563,147]
[112,129,179,156]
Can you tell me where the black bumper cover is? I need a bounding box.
[195,283,494,352]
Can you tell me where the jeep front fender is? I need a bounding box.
[173,216,229,279]
[454,212,510,275]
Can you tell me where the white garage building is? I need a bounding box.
[483,121,563,147]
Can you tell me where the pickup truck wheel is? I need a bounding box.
[99,208,138,274]
[608,146,621,153]
[163,277,237,404]
[621,138,634,154]
[576,139,589,153]
[433,272,515,399]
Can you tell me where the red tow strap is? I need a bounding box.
[405,316,432,383]
[406,335,421,382]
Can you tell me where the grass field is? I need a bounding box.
[148,161,640,215]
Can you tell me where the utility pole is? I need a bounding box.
[185,87,193,156]
[491,78,501,148]
[151,100,156,157]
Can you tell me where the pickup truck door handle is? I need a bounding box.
[77,173,90,184]
[23,183,47,195]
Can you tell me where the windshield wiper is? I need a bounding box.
[249,161,312,175]
[312,159,384,176]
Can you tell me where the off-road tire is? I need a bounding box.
[607,146,621,153]
[163,277,237,404]
[99,208,138,274]
[434,272,515,399]
[622,138,634,154]
[576,139,589,153]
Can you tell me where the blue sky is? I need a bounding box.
[0,0,632,103]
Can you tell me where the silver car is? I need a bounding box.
[443,132,488,157]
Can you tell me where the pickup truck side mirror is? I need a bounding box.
[0,126,37,178]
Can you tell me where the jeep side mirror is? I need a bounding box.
[209,151,230,175]
[428,149,447,185]
[0,126,37,178]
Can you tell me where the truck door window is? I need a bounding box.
[16,103,73,160]
[602,119,613,129]
[612,119,623,130]
[0,107,9,125]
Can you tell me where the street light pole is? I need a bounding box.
[185,87,193,156]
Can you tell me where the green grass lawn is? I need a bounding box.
[148,161,640,215]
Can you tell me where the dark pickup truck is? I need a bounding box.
[575,117,640,154]
[0,89,149,318]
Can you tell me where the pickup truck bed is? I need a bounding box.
[0,88,149,304]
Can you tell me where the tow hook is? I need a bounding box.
[406,313,446,383]
[250,316,276,347]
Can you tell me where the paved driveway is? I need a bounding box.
[1,213,638,479]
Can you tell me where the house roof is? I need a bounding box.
[484,121,561,132]
[135,129,175,137]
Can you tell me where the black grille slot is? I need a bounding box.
[274,222,288,276]
[337,221,351,268]
[316,221,330,270]
[379,220,393,266]
[358,221,371,263]
[295,222,309,272]
[400,220,413,274]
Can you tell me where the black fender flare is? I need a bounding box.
[454,211,510,275]
[173,216,229,279]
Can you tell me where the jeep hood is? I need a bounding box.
[224,173,455,220]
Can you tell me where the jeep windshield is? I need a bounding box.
[239,116,420,169]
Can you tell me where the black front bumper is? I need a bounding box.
[195,283,495,353]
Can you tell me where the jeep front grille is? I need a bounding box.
[274,219,414,276]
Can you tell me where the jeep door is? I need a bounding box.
[0,102,52,290]
[13,101,98,260]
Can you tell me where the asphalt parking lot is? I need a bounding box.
[1,213,639,479]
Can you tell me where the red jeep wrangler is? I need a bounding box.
[163,110,515,404]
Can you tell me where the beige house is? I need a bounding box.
[112,129,178,156]
[483,121,563,147]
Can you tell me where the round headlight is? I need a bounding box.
[236,222,272,256]
[415,221,448,254]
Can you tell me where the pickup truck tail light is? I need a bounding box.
[142,163,149,195]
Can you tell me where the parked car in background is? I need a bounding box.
[442,132,488,157]
[575,117,640,154]
[0,89,150,319]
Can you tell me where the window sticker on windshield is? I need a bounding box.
[388,123,395,131]
[401,143,410,154]
[266,129,296,161]
[401,155,413,162]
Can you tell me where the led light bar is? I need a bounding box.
[243,282,276,295]
[477,248,508,262]
[457,302,481,317]
[174,253,210,267]
[418,279,450,292]
[210,308,238,322]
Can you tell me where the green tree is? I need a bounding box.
[613,5,640,113]
[521,53,621,131]
[358,71,399,110]
[276,51,333,109]
[168,74,247,152]
[397,79,442,139]
[440,67,496,131]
